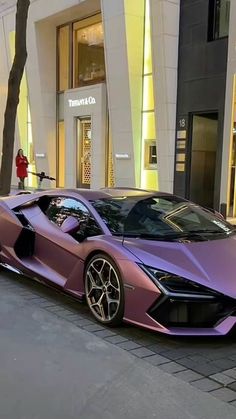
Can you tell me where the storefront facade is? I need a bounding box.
[174,0,230,213]
[0,0,180,192]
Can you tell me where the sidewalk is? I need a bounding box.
[0,271,236,419]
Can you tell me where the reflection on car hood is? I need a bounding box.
[123,235,236,298]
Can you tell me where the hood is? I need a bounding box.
[123,235,236,298]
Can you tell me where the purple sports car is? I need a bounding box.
[0,187,236,336]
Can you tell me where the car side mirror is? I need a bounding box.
[61,216,80,234]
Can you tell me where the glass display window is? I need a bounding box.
[73,15,105,88]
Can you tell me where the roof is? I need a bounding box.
[64,187,170,199]
[1,187,173,210]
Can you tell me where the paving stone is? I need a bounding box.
[191,378,222,392]
[93,329,116,338]
[82,324,105,332]
[48,303,72,318]
[187,355,209,364]
[197,351,227,361]
[145,354,170,366]
[174,369,203,383]
[177,359,220,376]
[115,329,133,338]
[159,362,187,374]
[160,349,195,361]
[230,400,236,407]
[211,358,236,370]
[132,338,158,347]
[223,368,236,379]
[177,358,201,369]
[210,388,236,402]
[210,373,236,386]
[73,318,94,327]
[130,347,156,358]
[228,381,236,391]
[117,341,141,351]
[147,344,165,354]
[47,306,72,313]
[192,363,223,376]
[61,312,81,319]
[106,335,129,344]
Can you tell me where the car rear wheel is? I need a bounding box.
[85,254,124,326]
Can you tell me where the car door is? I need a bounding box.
[25,196,101,289]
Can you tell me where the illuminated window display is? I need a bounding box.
[73,17,105,88]
[57,14,105,92]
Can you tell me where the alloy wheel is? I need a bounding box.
[85,256,123,324]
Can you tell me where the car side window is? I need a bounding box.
[46,197,102,241]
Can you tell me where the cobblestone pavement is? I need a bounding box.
[1,269,236,408]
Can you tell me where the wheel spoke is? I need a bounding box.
[90,299,106,321]
[87,272,103,297]
[87,271,96,288]
[107,296,119,305]
[99,303,106,321]
[91,261,106,285]
[109,282,119,292]
[107,296,119,320]
[92,260,105,274]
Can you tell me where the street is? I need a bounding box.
[1,268,236,419]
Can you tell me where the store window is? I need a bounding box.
[73,16,105,88]
[57,15,105,92]
[208,0,230,41]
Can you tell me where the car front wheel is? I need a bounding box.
[85,254,124,326]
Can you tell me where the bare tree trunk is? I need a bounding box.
[0,0,30,196]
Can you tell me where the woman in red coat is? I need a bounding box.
[16,149,29,189]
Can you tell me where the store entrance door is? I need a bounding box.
[76,117,92,188]
[188,113,218,209]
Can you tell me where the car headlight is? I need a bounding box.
[140,265,217,298]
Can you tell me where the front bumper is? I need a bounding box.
[147,292,236,335]
[122,261,236,336]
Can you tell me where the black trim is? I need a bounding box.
[13,210,35,258]
[149,293,236,328]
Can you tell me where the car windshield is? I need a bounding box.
[91,195,236,242]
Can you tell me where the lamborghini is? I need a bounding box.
[0,187,236,336]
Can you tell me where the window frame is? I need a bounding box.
[208,0,230,41]
[56,12,105,93]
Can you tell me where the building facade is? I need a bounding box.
[174,0,236,218]
[0,0,180,192]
